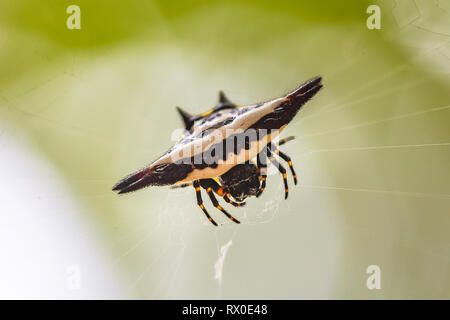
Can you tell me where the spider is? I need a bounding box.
[113,77,323,226]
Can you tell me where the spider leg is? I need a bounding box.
[223,193,246,207]
[272,148,298,185]
[273,137,297,183]
[201,178,245,207]
[276,136,295,147]
[170,182,192,189]
[193,180,217,226]
[256,152,267,198]
[204,185,240,224]
[267,147,289,199]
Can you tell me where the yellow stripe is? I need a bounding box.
[200,109,214,117]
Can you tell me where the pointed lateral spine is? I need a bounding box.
[176,106,194,130]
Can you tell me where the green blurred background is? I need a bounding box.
[0,0,449,299]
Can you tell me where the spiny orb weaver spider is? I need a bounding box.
[113,77,323,226]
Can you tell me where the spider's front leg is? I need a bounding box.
[266,141,298,199]
[256,152,268,197]
[199,179,241,224]
[267,147,289,199]
[277,136,296,147]
[269,142,298,185]
[199,178,245,207]
[193,180,218,226]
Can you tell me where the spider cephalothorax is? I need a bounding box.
[219,163,260,202]
[113,77,323,226]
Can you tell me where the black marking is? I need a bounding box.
[218,91,233,106]
[113,162,193,194]
[176,106,195,131]
[250,77,322,130]
[195,118,236,139]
